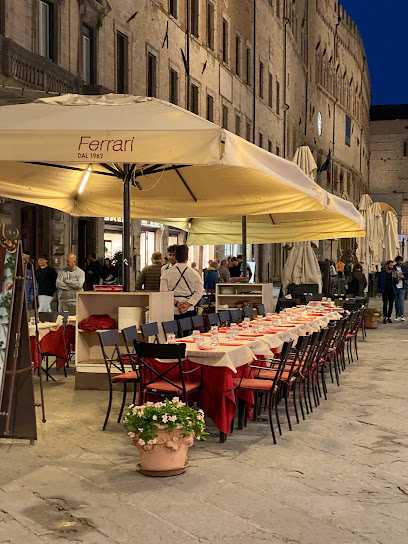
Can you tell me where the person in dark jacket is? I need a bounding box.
[85,253,102,290]
[22,249,37,309]
[136,252,162,291]
[100,258,118,285]
[346,263,367,297]
[393,256,408,321]
[35,254,57,312]
[377,260,395,323]
[204,261,218,292]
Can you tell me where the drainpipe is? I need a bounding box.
[331,14,341,195]
[283,1,289,158]
[304,0,309,137]
[186,0,190,110]
[252,0,257,143]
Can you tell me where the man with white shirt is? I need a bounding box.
[393,256,408,321]
[160,245,203,319]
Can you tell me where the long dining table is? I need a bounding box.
[146,307,344,436]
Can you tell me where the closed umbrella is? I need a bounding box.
[383,210,400,262]
[281,242,323,295]
[356,194,374,271]
[370,202,385,272]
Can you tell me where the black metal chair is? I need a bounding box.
[229,308,242,323]
[256,304,266,316]
[162,319,179,341]
[243,306,254,319]
[120,325,140,404]
[218,310,231,326]
[192,314,205,332]
[304,294,323,303]
[38,311,58,323]
[135,342,202,404]
[140,322,160,343]
[98,329,133,431]
[208,312,220,328]
[178,316,193,337]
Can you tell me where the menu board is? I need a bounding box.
[0,247,16,397]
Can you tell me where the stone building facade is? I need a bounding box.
[0,0,370,280]
[369,105,408,234]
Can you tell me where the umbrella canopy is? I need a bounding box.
[0,94,329,219]
[281,242,323,295]
[356,194,374,270]
[292,146,318,180]
[383,210,400,262]
[370,202,385,272]
[163,193,364,245]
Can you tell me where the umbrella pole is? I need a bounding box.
[123,164,131,292]
[242,216,247,278]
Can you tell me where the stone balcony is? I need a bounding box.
[0,36,82,97]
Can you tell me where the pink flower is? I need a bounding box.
[169,415,177,422]
[148,438,158,445]
[145,402,153,406]
[138,428,143,432]
[128,404,135,409]
[128,432,136,438]
[138,439,145,446]
[172,397,180,403]
[152,415,157,421]
[162,415,168,423]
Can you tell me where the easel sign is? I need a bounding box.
[0,240,37,442]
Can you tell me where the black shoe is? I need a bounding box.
[387,318,392,323]
[383,317,387,324]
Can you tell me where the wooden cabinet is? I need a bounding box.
[215,283,274,314]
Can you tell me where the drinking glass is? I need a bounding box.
[167,333,176,344]
[252,323,260,334]
[196,335,205,348]
[231,323,239,337]
[226,329,234,342]
[192,330,200,340]
[210,332,219,346]
[281,315,287,325]
[257,315,263,324]
[211,325,219,334]
[266,313,273,321]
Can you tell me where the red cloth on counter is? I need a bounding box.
[79,314,116,332]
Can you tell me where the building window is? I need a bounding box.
[268,140,273,153]
[147,51,157,97]
[235,114,241,136]
[169,68,178,105]
[190,83,199,114]
[82,25,95,85]
[276,0,280,18]
[207,2,215,51]
[345,115,351,147]
[191,0,199,38]
[259,61,264,98]
[259,132,263,148]
[222,104,229,129]
[246,47,252,86]
[246,121,251,142]
[207,94,214,122]
[268,72,273,108]
[276,144,280,156]
[116,32,128,93]
[235,34,241,77]
[276,80,280,114]
[222,18,229,64]
[38,0,55,59]
[169,0,177,18]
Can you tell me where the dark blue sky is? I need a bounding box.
[339,1,408,105]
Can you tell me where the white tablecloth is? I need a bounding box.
[29,316,64,341]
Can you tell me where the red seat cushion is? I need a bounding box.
[145,381,201,395]
[233,378,274,391]
[112,370,139,383]
[256,369,292,381]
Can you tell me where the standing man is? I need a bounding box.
[161,245,178,272]
[135,252,163,291]
[393,256,408,321]
[377,260,395,324]
[56,254,85,313]
[85,253,101,291]
[218,259,231,283]
[22,250,37,310]
[160,245,203,320]
[35,254,57,312]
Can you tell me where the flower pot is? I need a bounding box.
[364,316,379,329]
[133,426,194,477]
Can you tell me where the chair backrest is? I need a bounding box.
[162,319,179,340]
[198,296,211,310]
[278,299,300,310]
[208,312,220,327]
[58,311,69,326]
[135,342,188,403]
[256,304,265,316]
[229,308,242,323]
[288,283,319,296]
[192,314,204,332]
[218,309,231,326]
[38,311,58,323]
[304,294,323,303]
[140,322,159,343]
[98,329,124,374]
[243,306,254,318]
[178,316,193,337]
[122,325,139,353]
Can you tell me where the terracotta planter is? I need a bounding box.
[133,426,194,477]
[364,316,379,329]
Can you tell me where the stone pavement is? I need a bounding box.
[1,316,408,543]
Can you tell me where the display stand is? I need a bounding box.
[215,283,274,313]
[0,243,37,442]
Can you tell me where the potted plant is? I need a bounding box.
[124,398,207,477]
[365,308,382,329]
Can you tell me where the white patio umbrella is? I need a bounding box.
[356,194,374,271]
[383,210,400,262]
[281,242,323,295]
[0,94,332,289]
[370,202,385,272]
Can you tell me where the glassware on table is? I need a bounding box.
[211,325,219,334]
[225,329,234,341]
[195,335,205,348]
[192,330,200,339]
[29,317,36,326]
[210,331,219,346]
[281,315,287,325]
[257,315,263,324]
[266,313,273,320]
[252,323,260,334]
[242,318,250,331]
[231,323,239,337]
[167,333,176,344]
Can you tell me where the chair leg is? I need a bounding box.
[63,362,67,378]
[298,381,306,420]
[284,386,292,431]
[304,379,311,413]
[354,336,359,360]
[316,370,322,398]
[306,376,313,412]
[328,355,334,383]
[321,367,328,400]
[292,383,299,424]
[268,393,277,444]
[219,431,227,443]
[117,383,127,423]
[237,398,245,430]
[103,378,113,431]
[46,356,49,381]
[274,394,282,435]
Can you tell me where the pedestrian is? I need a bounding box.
[204,261,218,292]
[336,258,345,279]
[56,253,85,313]
[160,244,203,320]
[161,245,178,272]
[135,252,163,291]
[346,263,367,297]
[393,256,408,321]
[100,258,118,285]
[377,260,395,324]
[85,253,101,290]
[218,259,231,283]
[22,250,37,310]
[229,257,240,277]
[35,254,57,312]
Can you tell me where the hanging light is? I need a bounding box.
[78,166,92,194]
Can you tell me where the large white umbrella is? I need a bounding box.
[383,210,400,262]
[356,194,374,271]
[281,242,323,295]
[370,202,385,272]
